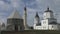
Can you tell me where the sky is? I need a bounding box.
[0,0,60,26]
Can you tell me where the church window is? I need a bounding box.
[43,21,46,24]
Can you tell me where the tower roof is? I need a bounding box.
[35,12,39,18]
[45,7,53,12]
[24,6,26,11]
[8,8,22,19]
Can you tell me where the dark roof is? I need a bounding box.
[45,7,53,13]
[24,6,27,11]
[35,12,39,18]
[36,23,41,26]
[49,22,57,25]
[47,18,57,20]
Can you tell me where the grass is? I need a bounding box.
[1,30,60,34]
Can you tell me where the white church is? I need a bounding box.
[33,7,60,30]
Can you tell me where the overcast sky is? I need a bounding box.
[0,0,60,26]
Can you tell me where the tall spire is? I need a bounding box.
[24,4,27,11]
[23,4,29,30]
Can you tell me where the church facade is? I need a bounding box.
[33,7,60,30]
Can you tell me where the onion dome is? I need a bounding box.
[45,7,53,13]
[35,12,39,18]
[24,6,26,11]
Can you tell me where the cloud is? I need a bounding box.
[0,0,24,24]
[0,0,11,23]
[9,0,24,8]
[27,8,36,26]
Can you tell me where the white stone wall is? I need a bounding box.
[34,17,39,24]
[41,19,48,26]
[33,24,36,29]
[48,25,58,30]
[34,26,42,30]
[33,24,59,30]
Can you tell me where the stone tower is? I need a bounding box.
[7,8,24,31]
[34,12,40,24]
[43,7,54,19]
[34,12,40,29]
[23,6,28,30]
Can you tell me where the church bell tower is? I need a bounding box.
[34,12,40,29]
[43,7,54,19]
[34,12,40,24]
[23,6,28,30]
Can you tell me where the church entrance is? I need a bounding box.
[15,25,18,31]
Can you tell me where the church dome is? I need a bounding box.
[8,8,22,19]
[45,7,53,13]
[35,12,39,18]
